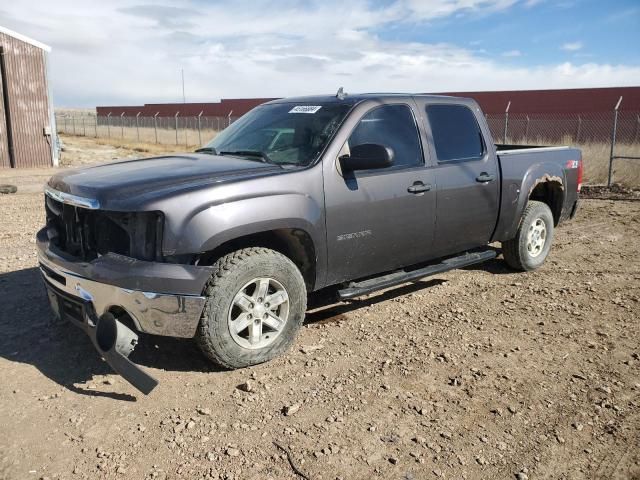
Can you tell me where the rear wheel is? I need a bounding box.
[195,247,307,369]
[502,200,554,271]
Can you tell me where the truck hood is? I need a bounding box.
[48,153,283,210]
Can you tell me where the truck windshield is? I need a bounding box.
[203,103,351,166]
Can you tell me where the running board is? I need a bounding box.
[338,250,497,300]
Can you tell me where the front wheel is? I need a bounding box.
[502,200,555,271]
[195,247,307,369]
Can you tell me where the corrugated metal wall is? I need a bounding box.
[0,61,9,167]
[442,87,640,114]
[0,30,53,168]
[96,87,640,119]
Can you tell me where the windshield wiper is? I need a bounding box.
[194,146,218,155]
[219,150,272,163]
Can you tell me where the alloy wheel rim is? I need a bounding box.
[228,277,290,349]
[526,218,547,258]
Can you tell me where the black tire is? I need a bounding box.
[195,247,307,369]
[502,200,555,271]
[0,184,17,194]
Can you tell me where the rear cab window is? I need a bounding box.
[426,104,485,162]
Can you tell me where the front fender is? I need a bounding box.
[170,192,324,270]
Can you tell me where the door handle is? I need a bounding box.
[408,181,432,194]
[476,172,496,183]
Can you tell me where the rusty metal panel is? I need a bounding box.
[0,30,53,168]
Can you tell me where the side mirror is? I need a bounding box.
[340,143,394,172]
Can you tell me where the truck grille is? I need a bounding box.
[45,196,162,262]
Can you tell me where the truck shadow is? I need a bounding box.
[463,256,514,275]
[0,260,506,400]
[0,267,130,400]
[0,266,218,401]
[305,279,448,325]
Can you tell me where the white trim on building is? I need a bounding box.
[0,25,51,52]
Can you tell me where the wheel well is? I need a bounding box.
[197,229,317,289]
[529,181,563,225]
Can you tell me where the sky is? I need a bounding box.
[1,0,639,107]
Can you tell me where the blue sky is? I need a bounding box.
[378,1,640,65]
[1,0,639,106]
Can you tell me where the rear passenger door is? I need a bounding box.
[419,102,500,256]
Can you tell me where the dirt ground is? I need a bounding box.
[0,136,638,480]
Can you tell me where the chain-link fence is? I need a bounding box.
[56,102,640,186]
[486,111,640,145]
[486,106,640,186]
[56,113,238,147]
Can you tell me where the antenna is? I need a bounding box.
[336,87,345,100]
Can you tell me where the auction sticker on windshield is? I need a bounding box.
[289,105,322,114]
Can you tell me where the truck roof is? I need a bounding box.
[266,93,463,105]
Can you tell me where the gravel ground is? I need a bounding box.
[0,136,638,480]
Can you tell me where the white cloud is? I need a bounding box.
[502,49,522,57]
[0,1,637,107]
[561,41,583,52]
[403,0,517,19]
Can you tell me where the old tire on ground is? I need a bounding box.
[196,247,307,369]
[502,200,555,272]
[0,185,17,194]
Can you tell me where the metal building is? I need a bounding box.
[0,26,57,168]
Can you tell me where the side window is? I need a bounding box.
[426,104,485,162]
[348,104,422,169]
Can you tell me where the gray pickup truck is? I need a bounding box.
[38,93,582,393]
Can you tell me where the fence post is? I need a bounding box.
[635,114,640,144]
[82,116,86,136]
[94,115,98,137]
[227,110,233,128]
[120,112,125,138]
[198,111,203,146]
[136,112,140,142]
[608,96,623,188]
[107,112,112,138]
[153,112,159,144]
[64,116,68,134]
[503,101,511,144]
[524,115,530,143]
[575,115,582,143]
[72,116,76,135]
[175,112,180,145]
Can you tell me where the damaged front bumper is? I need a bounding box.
[36,228,212,394]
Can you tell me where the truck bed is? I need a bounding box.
[495,144,571,154]
[492,144,581,243]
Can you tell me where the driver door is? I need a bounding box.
[323,102,436,285]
